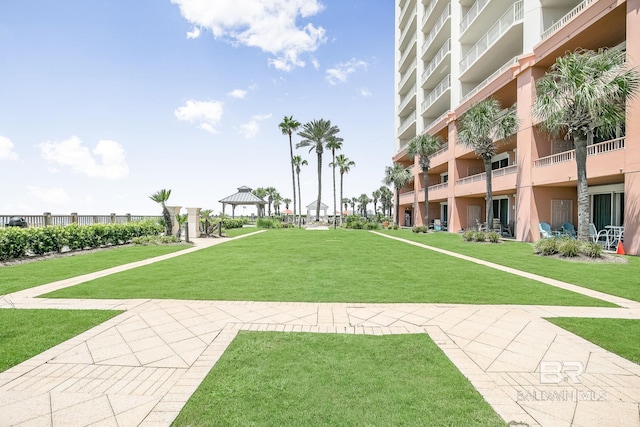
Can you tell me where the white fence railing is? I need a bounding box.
[455,164,518,185]
[422,74,451,112]
[422,38,451,85]
[422,3,451,54]
[541,0,594,39]
[533,137,625,168]
[460,0,489,34]
[1,213,161,228]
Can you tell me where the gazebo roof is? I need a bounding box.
[306,200,328,209]
[219,186,266,205]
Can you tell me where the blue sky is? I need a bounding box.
[0,0,395,216]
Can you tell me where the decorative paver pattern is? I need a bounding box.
[1,233,639,426]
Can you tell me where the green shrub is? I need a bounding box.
[256,218,281,229]
[581,241,602,258]
[461,230,475,241]
[534,237,559,255]
[0,227,30,260]
[362,222,381,230]
[27,226,67,255]
[412,226,428,233]
[389,224,399,230]
[558,237,581,257]
[473,231,486,242]
[486,231,501,243]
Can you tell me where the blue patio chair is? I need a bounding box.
[539,222,557,239]
[560,222,576,238]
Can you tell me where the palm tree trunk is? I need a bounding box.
[316,151,322,222]
[339,172,344,227]
[483,156,493,227]
[332,152,337,229]
[422,166,429,227]
[394,188,400,226]
[289,134,297,228]
[297,171,303,227]
[575,137,590,241]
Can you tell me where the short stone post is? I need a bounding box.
[186,207,201,238]
[44,212,52,226]
[166,206,182,236]
[110,213,117,224]
[71,212,78,224]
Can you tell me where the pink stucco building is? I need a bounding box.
[394,0,640,255]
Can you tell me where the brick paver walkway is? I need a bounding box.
[1,232,639,426]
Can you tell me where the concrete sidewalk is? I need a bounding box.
[1,234,639,426]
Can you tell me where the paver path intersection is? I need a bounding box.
[1,232,639,426]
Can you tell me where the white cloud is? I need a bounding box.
[228,89,248,99]
[171,0,327,71]
[325,58,368,85]
[27,185,71,205]
[39,136,129,179]
[0,135,19,160]
[186,26,201,39]
[360,88,372,97]
[311,57,320,70]
[174,99,224,134]
[240,113,272,138]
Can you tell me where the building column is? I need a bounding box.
[186,207,201,238]
[623,0,640,255]
[166,205,181,236]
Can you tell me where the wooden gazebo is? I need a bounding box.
[219,186,266,218]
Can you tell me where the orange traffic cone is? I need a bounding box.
[616,241,625,255]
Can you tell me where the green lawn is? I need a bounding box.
[172,332,506,427]
[546,317,640,364]
[379,229,640,302]
[0,309,121,372]
[0,243,191,295]
[44,229,610,306]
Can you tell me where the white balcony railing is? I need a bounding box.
[422,0,438,27]
[422,3,451,54]
[422,39,451,85]
[533,137,625,168]
[425,110,451,130]
[399,33,417,67]
[398,111,417,134]
[455,165,518,186]
[460,1,523,74]
[421,74,451,112]
[460,0,489,34]
[400,1,417,28]
[398,84,417,112]
[398,69,414,91]
[429,143,449,159]
[541,0,594,39]
[459,57,519,105]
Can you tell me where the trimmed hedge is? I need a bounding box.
[0,220,163,261]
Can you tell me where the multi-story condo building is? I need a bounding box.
[394,0,640,255]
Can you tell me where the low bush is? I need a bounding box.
[362,222,381,230]
[558,237,581,257]
[412,226,428,233]
[581,241,602,258]
[534,237,559,255]
[0,220,163,261]
[472,231,486,242]
[132,235,180,245]
[486,231,501,243]
[256,218,281,229]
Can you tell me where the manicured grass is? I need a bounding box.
[0,244,191,295]
[224,226,263,237]
[546,317,640,364]
[379,229,640,302]
[44,229,610,306]
[173,332,506,427]
[0,309,121,372]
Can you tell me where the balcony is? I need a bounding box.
[398,83,417,116]
[427,182,449,200]
[460,0,489,35]
[459,57,518,104]
[399,0,417,30]
[421,3,451,58]
[399,190,416,206]
[399,14,417,51]
[399,34,417,73]
[422,39,451,88]
[459,1,523,76]
[398,112,417,139]
[421,74,451,116]
[541,0,594,40]
[429,143,449,160]
[421,0,438,28]
[533,137,625,168]
[455,165,518,195]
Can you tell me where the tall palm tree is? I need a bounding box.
[279,116,301,225]
[265,187,277,216]
[378,186,394,217]
[372,189,381,218]
[533,48,639,241]
[332,154,355,226]
[149,188,172,236]
[200,208,213,234]
[350,197,358,216]
[408,133,443,227]
[252,187,268,217]
[292,155,308,227]
[272,191,282,215]
[457,98,519,227]
[383,163,413,226]
[296,119,341,222]
[357,193,372,217]
[342,198,350,215]
[326,135,343,228]
[283,198,292,210]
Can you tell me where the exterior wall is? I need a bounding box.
[394,0,639,254]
